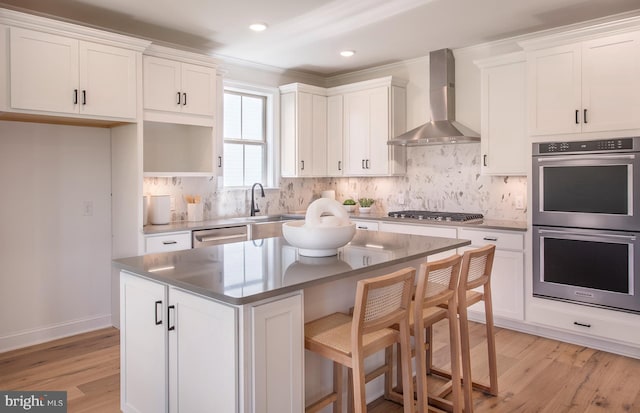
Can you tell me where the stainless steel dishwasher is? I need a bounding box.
[192,225,248,248]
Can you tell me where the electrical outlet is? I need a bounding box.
[170,196,176,211]
[515,194,525,210]
[397,195,405,205]
[82,200,93,216]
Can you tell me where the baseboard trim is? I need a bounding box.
[0,314,113,353]
[467,312,640,359]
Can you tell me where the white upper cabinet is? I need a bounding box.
[280,84,327,177]
[326,94,344,176]
[525,30,640,136]
[341,77,406,176]
[143,56,216,118]
[476,52,527,176]
[8,26,138,120]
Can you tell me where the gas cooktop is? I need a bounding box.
[387,210,484,223]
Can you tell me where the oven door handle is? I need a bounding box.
[538,229,636,241]
[536,154,636,162]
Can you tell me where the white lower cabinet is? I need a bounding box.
[120,272,168,413]
[169,288,237,413]
[351,220,379,231]
[251,294,303,413]
[121,271,304,413]
[120,272,237,413]
[458,228,525,321]
[145,231,192,254]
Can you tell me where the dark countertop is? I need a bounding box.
[143,212,527,235]
[115,231,470,305]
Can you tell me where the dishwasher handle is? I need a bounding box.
[192,226,248,247]
[198,234,247,243]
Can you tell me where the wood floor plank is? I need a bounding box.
[0,323,638,413]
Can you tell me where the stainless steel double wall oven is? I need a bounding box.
[532,137,640,313]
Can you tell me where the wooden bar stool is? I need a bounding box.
[388,255,463,413]
[304,267,416,413]
[428,244,497,413]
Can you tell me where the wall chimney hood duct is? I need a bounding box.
[388,48,480,146]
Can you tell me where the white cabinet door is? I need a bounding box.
[145,231,192,254]
[79,41,137,118]
[367,86,390,175]
[169,288,237,413]
[344,89,371,175]
[143,56,182,113]
[581,31,640,133]
[280,90,327,177]
[120,272,168,413]
[180,62,216,116]
[252,294,303,413]
[9,27,79,114]
[327,95,344,176]
[479,54,526,176]
[527,43,582,136]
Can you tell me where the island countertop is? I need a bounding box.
[114,231,470,305]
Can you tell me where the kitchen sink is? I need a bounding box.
[247,218,302,240]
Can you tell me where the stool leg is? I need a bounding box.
[398,322,416,413]
[447,305,462,413]
[334,362,343,413]
[459,305,474,413]
[414,321,429,413]
[351,352,367,413]
[484,285,499,396]
[347,369,354,413]
[425,326,433,375]
[384,346,393,398]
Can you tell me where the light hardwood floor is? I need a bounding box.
[1,323,639,412]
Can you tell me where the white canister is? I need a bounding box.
[187,203,203,222]
[149,195,171,225]
[321,190,336,200]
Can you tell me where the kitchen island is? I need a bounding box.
[114,230,469,413]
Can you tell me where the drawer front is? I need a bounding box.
[145,232,191,253]
[458,228,523,251]
[352,220,379,231]
[379,222,457,238]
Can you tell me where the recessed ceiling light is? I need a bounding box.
[249,23,268,32]
[340,50,356,57]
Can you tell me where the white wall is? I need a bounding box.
[0,121,112,351]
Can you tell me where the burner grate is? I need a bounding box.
[387,210,484,222]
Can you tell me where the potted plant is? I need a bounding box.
[342,198,356,212]
[358,198,375,213]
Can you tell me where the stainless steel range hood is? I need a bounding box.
[388,48,480,146]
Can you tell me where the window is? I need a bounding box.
[223,90,267,187]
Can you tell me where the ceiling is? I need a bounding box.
[2,0,640,76]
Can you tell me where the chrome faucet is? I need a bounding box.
[250,183,265,216]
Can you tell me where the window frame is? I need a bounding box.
[222,80,279,189]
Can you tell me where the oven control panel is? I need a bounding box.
[536,138,634,154]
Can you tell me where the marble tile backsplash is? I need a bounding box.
[144,143,527,223]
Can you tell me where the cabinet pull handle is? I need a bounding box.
[574,321,591,328]
[362,159,365,169]
[183,92,187,106]
[583,109,588,124]
[218,156,222,168]
[366,159,370,169]
[483,154,487,167]
[168,305,176,331]
[155,300,162,325]
[301,160,305,170]
[73,89,78,104]
[575,109,580,124]
[338,161,342,171]
[82,90,86,105]
[483,237,498,241]
[162,240,177,245]
[177,92,181,105]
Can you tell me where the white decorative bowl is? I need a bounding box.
[282,220,356,257]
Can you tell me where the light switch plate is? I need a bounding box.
[515,194,525,210]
